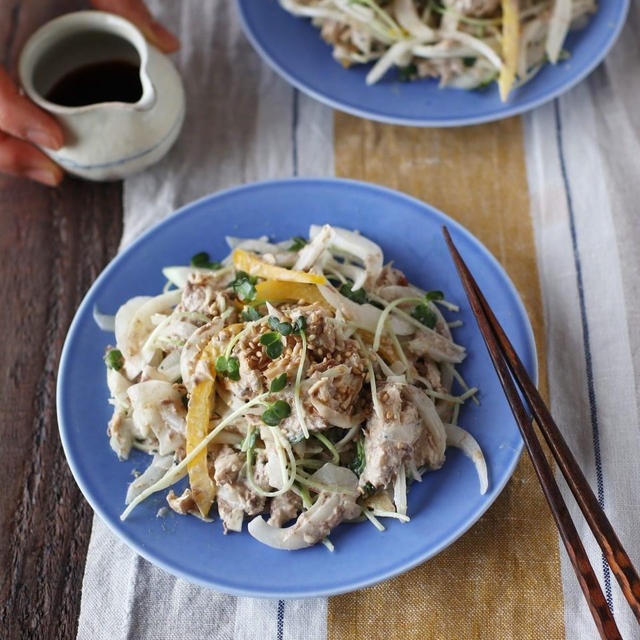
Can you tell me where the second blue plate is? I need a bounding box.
[237,0,628,126]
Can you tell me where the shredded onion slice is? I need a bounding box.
[546,0,571,64]
[393,465,408,517]
[126,454,173,504]
[93,305,116,332]
[445,423,488,495]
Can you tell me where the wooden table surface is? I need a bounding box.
[1,3,123,638]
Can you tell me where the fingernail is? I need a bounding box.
[26,128,62,150]
[25,167,62,186]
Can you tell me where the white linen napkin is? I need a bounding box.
[524,3,640,637]
[76,2,333,639]
[76,0,640,638]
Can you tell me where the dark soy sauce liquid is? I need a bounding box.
[45,60,142,107]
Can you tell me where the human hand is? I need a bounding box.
[91,0,179,53]
[0,0,179,186]
[0,66,65,186]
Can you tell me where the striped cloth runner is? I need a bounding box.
[76,1,640,639]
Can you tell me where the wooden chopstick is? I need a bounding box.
[443,228,640,625]
[442,226,640,624]
[442,227,625,640]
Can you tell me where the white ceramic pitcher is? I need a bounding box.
[19,11,185,181]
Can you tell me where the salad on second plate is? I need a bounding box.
[100,224,487,550]
[279,0,597,100]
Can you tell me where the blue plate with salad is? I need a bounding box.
[236,0,629,127]
[57,178,534,597]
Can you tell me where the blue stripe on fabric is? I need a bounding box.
[277,600,285,640]
[553,98,613,611]
[292,89,299,177]
[54,106,185,171]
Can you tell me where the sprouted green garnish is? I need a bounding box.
[241,426,259,453]
[242,306,262,322]
[270,373,288,393]
[262,400,292,426]
[260,332,284,359]
[268,316,293,336]
[215,355,240,381]
[229,271,257,302]
[292,315,306,335]
[313,432,340,465]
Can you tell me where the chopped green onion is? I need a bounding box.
[362,481,376,497]
[190,251,221,270]
[411,303,437,329]
[288,236,307,251]
[398,63,417,82]
[349,436,366,476]
[104,348,124,371]
[339,281,368,304]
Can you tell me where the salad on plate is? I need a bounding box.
[98,224,487,550]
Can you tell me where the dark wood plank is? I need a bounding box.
[0,2,123,638]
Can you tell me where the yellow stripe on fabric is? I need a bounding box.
[329,114,565,640]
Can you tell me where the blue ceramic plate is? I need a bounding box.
[57,178,534,598]
[236,0,629,126]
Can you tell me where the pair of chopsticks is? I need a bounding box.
[443,227,640,640]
